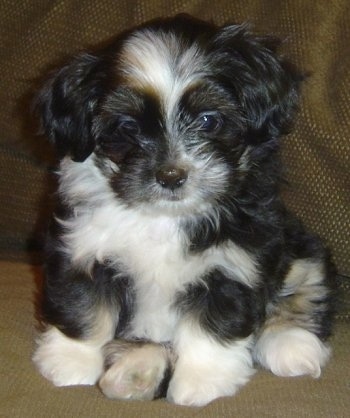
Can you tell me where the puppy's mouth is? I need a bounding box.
[158,190,182,202]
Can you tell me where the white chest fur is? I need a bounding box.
[60,204,200,341]
[58,158,258,342]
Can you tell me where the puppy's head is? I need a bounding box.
[37,15,302,215]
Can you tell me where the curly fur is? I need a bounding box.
[33,15,336,406]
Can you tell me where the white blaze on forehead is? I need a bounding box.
[119,29,207,114]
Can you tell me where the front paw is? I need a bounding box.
[99,341,172,400]
[167,362,254,407]
[33,327,103,386]
[167,371,223,407]
[167,350,255,406]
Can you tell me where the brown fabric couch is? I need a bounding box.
[1,1,349,416]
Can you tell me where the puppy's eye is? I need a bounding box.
[197,112,223,133]
[118,117,140,137]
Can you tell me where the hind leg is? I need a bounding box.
[254,259,334,378]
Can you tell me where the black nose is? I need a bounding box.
[156,165,188,190]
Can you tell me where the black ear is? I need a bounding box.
[211,25,304,144]
[36,53,107,162]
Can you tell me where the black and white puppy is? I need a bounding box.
[33,15,336,406]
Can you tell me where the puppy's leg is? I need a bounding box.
[168,272,258,406]
[167,319,255,407]
[99,340,174,400]
[254,259,335,378]
[33,310,115,386]
[33,258,128,386]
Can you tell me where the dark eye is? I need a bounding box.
[197,112,223,133]
[118,116,140,137]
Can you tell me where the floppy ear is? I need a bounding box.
[211,25,304,144]
[36,53,107,162]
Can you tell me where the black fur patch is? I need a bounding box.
[42,215,135,339]
[178,270,264,342]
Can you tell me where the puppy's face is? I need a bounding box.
[37,16,301,215]
[93,35,242,214]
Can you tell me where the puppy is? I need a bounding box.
[33,15,336,406]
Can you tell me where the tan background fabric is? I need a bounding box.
[0,0,349,276]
